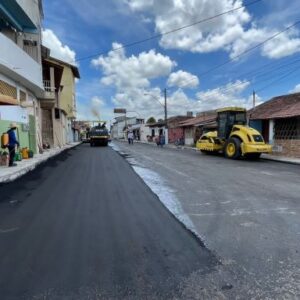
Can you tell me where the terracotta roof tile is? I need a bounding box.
[179,113,217,127]
[250,93,300,120]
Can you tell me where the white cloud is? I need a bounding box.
[195,80,255,111]
[92,42,176,89]
[262,30,300,59]
[125,0,300,60]
[42,29,76,64]
[167,70,199,88]
[289,83,300,94]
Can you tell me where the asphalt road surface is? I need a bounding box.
[0,144,218,300]
[114,140,300,298]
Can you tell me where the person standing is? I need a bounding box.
[128,131,134,145]
[7,123,19,167]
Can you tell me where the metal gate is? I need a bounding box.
[28,115,37,154]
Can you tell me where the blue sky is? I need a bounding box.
[42,0,300,121]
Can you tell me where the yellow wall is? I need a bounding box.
[59,66,76,119]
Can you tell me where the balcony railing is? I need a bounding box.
[42,80,55,100]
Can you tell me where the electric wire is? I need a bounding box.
[75,0,263,62]
[178,20,300,89]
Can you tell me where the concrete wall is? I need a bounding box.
[168,127,184,143]
[0,120,29,149]
[184,127,194,146]
[0,33,43,94]
[60,67,76,119]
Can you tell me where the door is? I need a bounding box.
[42,109,54,146]
[28,115,37,154]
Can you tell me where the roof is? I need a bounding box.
[250,92,300,120]
[47,56,80,79]
[147,115,193,127]
[217,107,246,113]
[179,113,217,127]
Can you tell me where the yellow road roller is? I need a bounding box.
[196,107,272,159]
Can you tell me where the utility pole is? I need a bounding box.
[164,88,167,126]
[164,88,168,145]
[253,90,256,108]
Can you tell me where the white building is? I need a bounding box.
[112,116,145,139]
[0,0,44,152]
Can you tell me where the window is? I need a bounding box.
[23,39,38,61]
[0,80,17,99]
[20,90,26,103]
[274,117,300,140]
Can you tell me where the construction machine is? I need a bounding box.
[89,122,109,147]
[196,107,272,159]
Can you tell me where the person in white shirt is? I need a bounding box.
[128,131,134,144]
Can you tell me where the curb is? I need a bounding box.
[114,139,300,165]
[261,154,300,165]
[0,142,82,184]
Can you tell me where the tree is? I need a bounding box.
[146,117,156,124]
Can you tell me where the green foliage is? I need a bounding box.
[146,117,156,124]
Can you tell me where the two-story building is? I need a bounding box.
[39,50,80,147]
[0,0,44,153]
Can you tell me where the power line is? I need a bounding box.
[256,67,300,93]
[75,0,263,62]
[178,20,300,89]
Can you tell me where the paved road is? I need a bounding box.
[114,140,300,298]
[0,144,217,300]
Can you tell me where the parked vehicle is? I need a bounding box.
[196,107,272,159]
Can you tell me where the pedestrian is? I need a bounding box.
[7,123,20,167]
[128,131,134,145]
[155,136,160,147]
[159,133,165,148]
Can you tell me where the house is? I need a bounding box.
[0,0,44,153]
[128,120,151,142]
[249,93,300,158]
[179,112,217,146]
[111,116,144,139]
[46,57,80,143]
[147,115,194,144]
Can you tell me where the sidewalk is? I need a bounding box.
[0,142,81,184]
[261,153,300,165]
[114,139,300,165]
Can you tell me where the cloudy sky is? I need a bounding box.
[42,0,300,121]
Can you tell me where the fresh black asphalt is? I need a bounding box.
[0,144,217,300]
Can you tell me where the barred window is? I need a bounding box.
[0,80,17,99]
[274,117,300,140]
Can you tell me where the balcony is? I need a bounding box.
[42,80,56,99]
[0,33,44,97]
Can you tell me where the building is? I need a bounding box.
[111,116,144,139]
[0,0,44,153]
[43,57,80,143]
[147,115,194,144]
[179,111,217,145]
[249,93,300,158]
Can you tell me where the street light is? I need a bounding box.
[144,88,168,144]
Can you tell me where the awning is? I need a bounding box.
[0,94,19,105]
[0,0,37,33]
